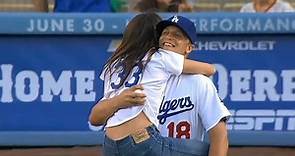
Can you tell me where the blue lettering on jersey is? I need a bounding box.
[111,62,142,89]
[111,62,126,89]
[125,65,142,87]
[157,96,194,124]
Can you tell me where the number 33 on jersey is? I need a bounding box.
[111,62,143,89]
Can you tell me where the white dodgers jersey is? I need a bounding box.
[158,74,230,141]
[101,49,184,128]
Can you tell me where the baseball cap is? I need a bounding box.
[156,15,197,45]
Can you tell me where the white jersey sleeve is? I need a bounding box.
[196,75,230,132]
[159,48,184,76]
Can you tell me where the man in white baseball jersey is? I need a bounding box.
[156,16,230,156]
[240,0,294,12]
[158,74,230,156]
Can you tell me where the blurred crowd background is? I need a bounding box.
[0,0,294,13]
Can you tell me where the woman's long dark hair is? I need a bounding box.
[104,12,161,88]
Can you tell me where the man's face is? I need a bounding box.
[159,25,192,55]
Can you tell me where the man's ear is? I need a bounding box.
[185,44,194,55]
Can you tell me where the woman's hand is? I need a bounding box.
[89,84,146,126]
[115,84,147,109]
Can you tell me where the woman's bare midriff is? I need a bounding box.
[105,112,153,140]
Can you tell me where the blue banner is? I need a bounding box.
[1,34,294,132]
[0,13,295,34]
[0,13,294,146]
[0,35,116,130]
[193,35,295,132]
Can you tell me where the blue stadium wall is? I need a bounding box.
[0,13,295,146]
